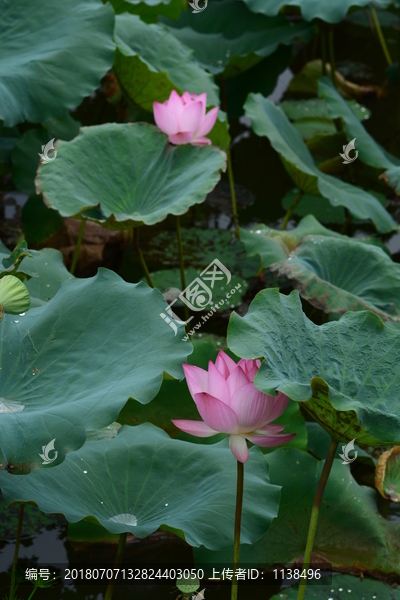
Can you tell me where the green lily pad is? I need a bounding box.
[0,0,115,127]
[114,14,219,111]
[0,423,281,550]
[242,0,383,23]
[110,0,186,22]
[0,275,30,315]
[244,93,396,233]
[161,1,313,77]
[227,288,400,445]
[35,123,226,229]
[375,447,400,502]
[195,448,400,576]
[280,98,371,122]
[269,235,400,322]
[0,269,191,473]
[271,574,400,599]
[282,189,346,223]
[21,248,73,308]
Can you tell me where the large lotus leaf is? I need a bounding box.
[0,269,191,473]
[269,235,400,322]
[194,448,400,575]
[271,574,400,600]
[110,0,186,22]
[227,288,400,445]
[0,0,115,127]
[35,123,226,229]
[21,249,73,308]
[242,0,383,23]
[244,94,396,233]
[281,98,371,122]
[161,1,313,77]
[239,215,344,269]
[114,14,219,111]
[0,423,281,550]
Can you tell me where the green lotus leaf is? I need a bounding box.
[227,288,400,445]
[0,276,30,315]
[0,423,281,550]
[161,1,313,77]
[281,98,371,122]
[244,93,396,233]
[375,446,400,502]
[114,14,219,111]
[0,269,191,473]
[194,448,400,576]
[240,215,343,269]
[271,574,400,599]
[269,235,400,322]
[0,0,115,127]
[35,123,226,229]
[110,0,186,22]
[241,0,390,24]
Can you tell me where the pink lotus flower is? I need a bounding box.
[173,351,295,463]
[153,90,219,146]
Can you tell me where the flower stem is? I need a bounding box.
[220,78,239,237]
[70,218,86,275]
[328,28,337,88]
[9,503,24,599]
[176,216,189,322]
[281,192,303,230]
[296,438,338,600]
[371,7,393,66]
[104,532,127,600]
[134,227,154,288]
[231,460,244,600]
[320,25,327,76]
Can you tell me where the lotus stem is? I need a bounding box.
[231,460,244,600]
[134,227,154,288]
[9,503,24,599]
[281,192,303,230]
[104,532,127,600]
[296,438,338,600]
[176,216,190,322]
[220,79,239,237]
[370,7,393,66]
[70,218,86,275]
[328,29,337,88]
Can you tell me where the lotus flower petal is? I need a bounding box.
[194,392,238,434]
[153,101,179,136]
[183,364,208,399]
[169,132,193,145]
[215,350,238,379]
[229,434,249,463]
[226,366,250,399]
[267,392,291,423]
[194,106,219,138]
[190,137,212,146]
[230,382,274,432]
[172,419,218,438]
[208,361,230,403]
[180,101,205,135]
